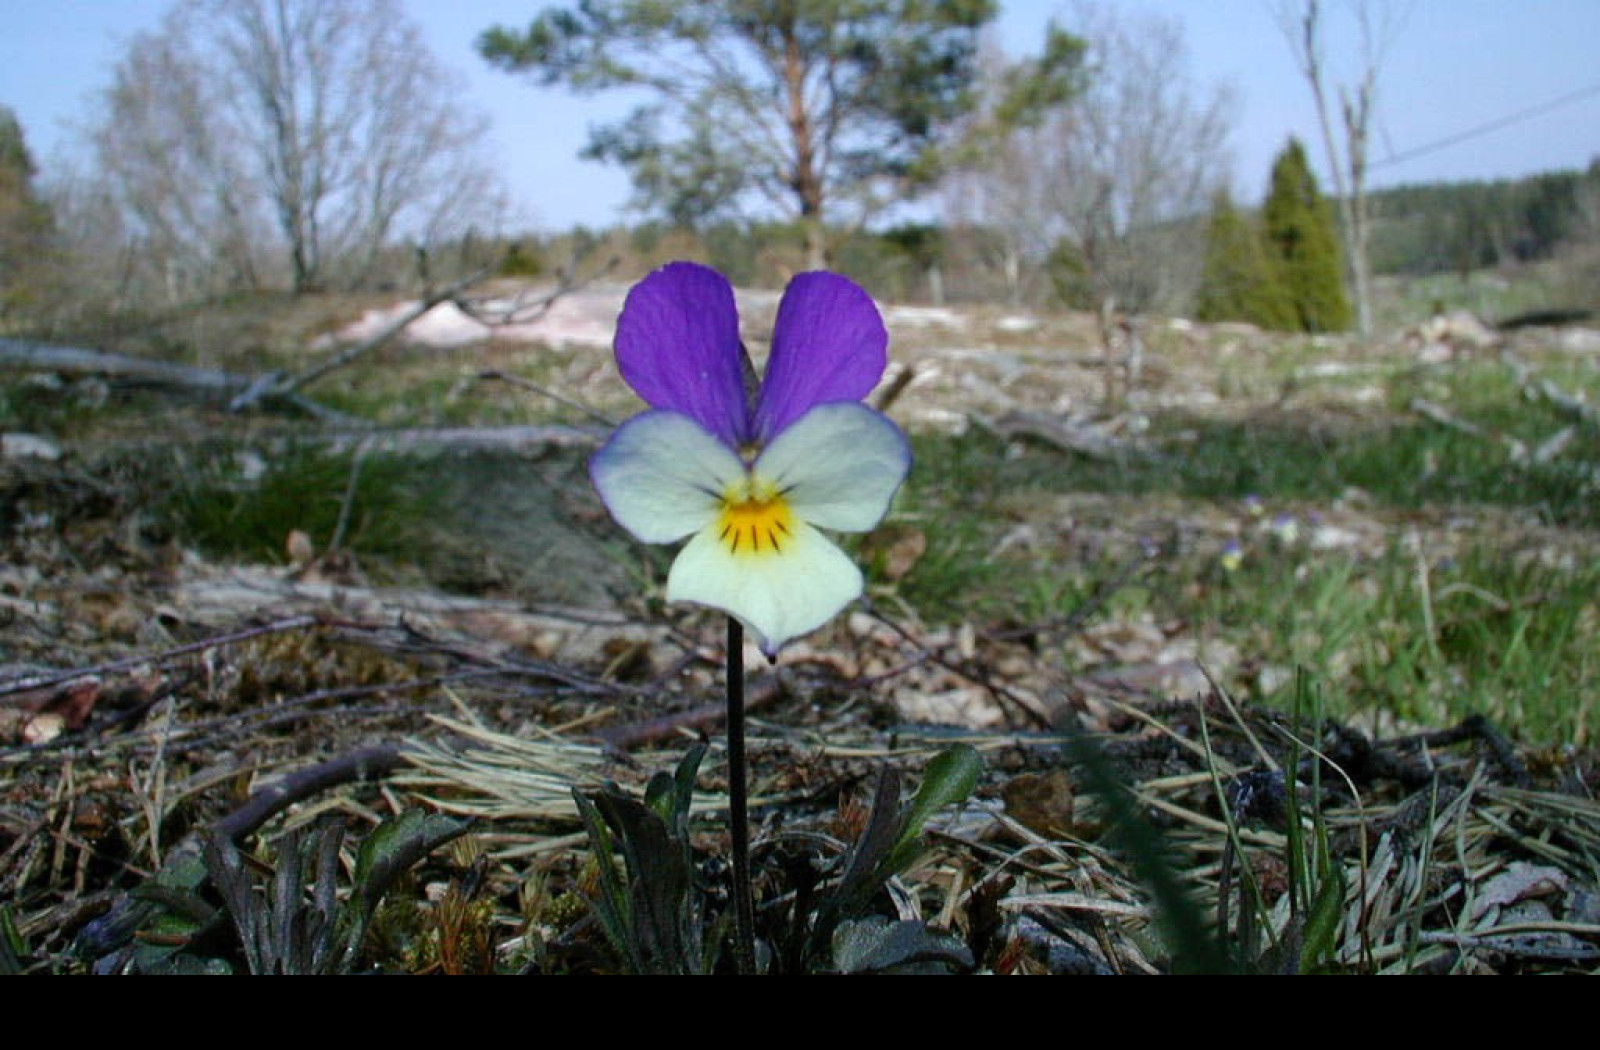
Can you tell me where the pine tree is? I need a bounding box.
[480,2,1079,269]
[1262,138,1351,332]
[1196,189,1295,329]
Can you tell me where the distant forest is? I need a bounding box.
[1366,163,1600,276]
[606,163,1600,307]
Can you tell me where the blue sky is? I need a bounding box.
[4,1,1598,230]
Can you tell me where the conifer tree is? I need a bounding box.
[481,2,1078,269]
[1196,189,1295,329]
[0,106,54,316]
[1262,138,1351,333]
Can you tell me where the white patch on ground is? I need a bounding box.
[1,433,62,460]
[326,281,871,352]
[884,304,966,328]
[333,284,628,349]
[1557,327,1600,354]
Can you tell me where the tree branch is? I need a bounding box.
[0,339,352,422]
[231,262,496,410]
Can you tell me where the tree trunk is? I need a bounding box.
[1286,0,1395,339]
[783,22,828,270]
[801,216,828,270]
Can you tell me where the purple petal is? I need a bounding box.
[615,262,750,447]
[753,272,887,442]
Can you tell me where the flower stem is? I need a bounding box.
[725,616,757,974]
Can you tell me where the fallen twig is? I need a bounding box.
[1410,397,1528,461]
[971,409,1147,462]
[213,745,404,843]
[479,370,617,427]
[594,675,782,751]
[857,600,1052,728]
[873,363,918,414]
[1503,349,1600,429]
[0,615,321,700]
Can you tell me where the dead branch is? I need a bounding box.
[331,422,604,453]
[593,675,783,751]
[213,745,404,843]
[1,260,588,426]
[0,338,358,423]
[162,567,662,671]
[1410,397,1529,461]
[971,409,1145,462]
[229,264,496,411]
[873,362,918,414]
[453,244,619,328]
[857,599,1052,728]
[1410,713,1531,787]
[0,339,247,392]
[0,615,321,701]
[1504,351,1600,429]
[1096,302,1144,407]
[478,370,617,427]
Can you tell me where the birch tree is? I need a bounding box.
[952,4,1233,314]
[92,0,500,296]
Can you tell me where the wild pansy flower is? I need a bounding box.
[590,262,910,654]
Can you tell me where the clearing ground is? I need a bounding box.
[3,275,1598,973]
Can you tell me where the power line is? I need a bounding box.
[1371,80,1600,170]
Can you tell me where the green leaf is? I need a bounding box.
[669,742,707,826]
[572,788,637,970]
[643,740,705,831]
[574,765,705,974]
[830,765,905,918]
[642,769,678,824]
[1300,864,1347,972]
[885,743,982,874]
[594,791,696,972]
[351,810,472,921]
[831,916,973,975]
[0,907,27,975]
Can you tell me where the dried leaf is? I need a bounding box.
[1002,770,1080,838]
[860,523,927,581]
[1471,862,1570,922]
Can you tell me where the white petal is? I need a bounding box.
[590,410,745,543]
[667,519,863,653]
[753,402,910,533]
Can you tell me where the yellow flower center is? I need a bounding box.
[717,474,795,558]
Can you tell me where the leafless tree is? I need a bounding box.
[98,31,271,299]
[948,5,1234,315]
[939,41,1055,307]
[89,0,502,297]
[943,131,1050,302]
[1275,0,1409,338]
